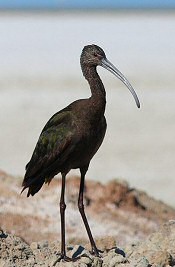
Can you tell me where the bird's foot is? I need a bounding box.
[90,247,103,258]
[52,254,80,266]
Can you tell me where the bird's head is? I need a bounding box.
[81,44,140,108]
[80,44,106,66]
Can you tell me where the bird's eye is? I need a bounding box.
[93,53,98,57]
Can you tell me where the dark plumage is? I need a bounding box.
[22,44,140,261]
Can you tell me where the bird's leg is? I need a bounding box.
[53,173,82,265]
[60,173,67,258]
[78,166,100,257]
[53,173,73,264]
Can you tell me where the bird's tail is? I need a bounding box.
[21,176,45,197]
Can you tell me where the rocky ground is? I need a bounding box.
[0,169,175,266]
[1,221,175,266]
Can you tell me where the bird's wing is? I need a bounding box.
[23,109,78,186]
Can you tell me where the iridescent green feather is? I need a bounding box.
[24,109,77,181]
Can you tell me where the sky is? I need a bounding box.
[0,0,175,9]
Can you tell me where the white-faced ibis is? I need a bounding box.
[22,44,140,261]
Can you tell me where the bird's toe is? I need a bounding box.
[90,248,103,258]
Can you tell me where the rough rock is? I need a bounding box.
[0,221,175,266]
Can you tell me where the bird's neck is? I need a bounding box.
[82,65,106,115]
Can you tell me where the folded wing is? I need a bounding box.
[22,109,78,196]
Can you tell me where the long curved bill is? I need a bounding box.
[101,58,140,108]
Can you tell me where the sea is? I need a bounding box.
[0,11,175,206]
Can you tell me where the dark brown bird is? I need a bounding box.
[22,44,140,261]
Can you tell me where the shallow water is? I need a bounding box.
[0,11,175,206]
